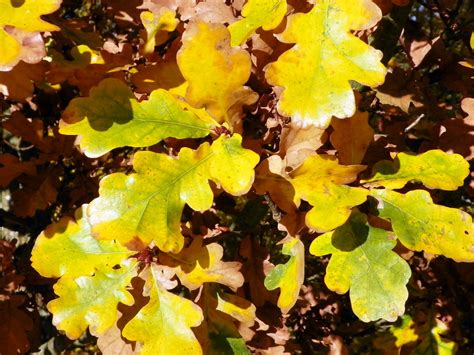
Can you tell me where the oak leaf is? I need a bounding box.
[228,0,287,46]
[310,212,411,322]
[89,135,259,253]
[264,237,304,314]
[122,265,203,355]
[0,295,33,355]
[140,8,178,54]
[0,0,61,71]
[177,21,257,124]
[372,189,474,262]
[0,154,36,188]
[363,150,469,191]
[60,78,215,158]
[265,0,386,127]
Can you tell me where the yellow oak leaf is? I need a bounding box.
[330,110,374,165]
[31,205,132,279]
[161,237,244,291]
[60,78,216,158]
[48,259,137,339]
[363,150,469,191]
[177,21,258,124]
[265,0,386,127]
[0,0,61,71]
[264,237,304,314]
[122,265,203,355]
[372,189,474,262]
[289,155,368,232]
[310,212,411,322]
[88,135,259,253]
[228,0,287,46]
[141,8,178,54]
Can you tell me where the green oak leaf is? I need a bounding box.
[264,237,304,313]
[60,78,216,158]
[310,212,411,322]
[363,150,469,191]
[88,134,259,253]
[372,189,474,261]
[48,259,137,339]
[31,205,132,279]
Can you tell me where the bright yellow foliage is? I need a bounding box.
[0,0,61,71]
[228,0,287,46]
[177,21,257,124]
[265,0,386,128]
[141,8,178,54]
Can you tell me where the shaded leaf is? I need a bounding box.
[0,295,33,355]
[289,155,368,232]
[89,135,259,253]
[363,150,469,191]
[264,237,304,314]
[60,78,215,158]
[372,189,474,261]
[265,0,386,127]
[310,212,411,322]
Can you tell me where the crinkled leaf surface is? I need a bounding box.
[177,21,257,122]
[310,212,411,322]
[0,0,61,71]
[264,237,304,313]
[48,260,137,339]
[364,150,469,190]
[228,0,287,46]
[122,266,203,355]
[89,135,259,253]
[265,0,386,127]
[289,155,368,232]
[31,205,132,278]
[372,189,474,261]
[162,237,244,290]
[60,78,215,158]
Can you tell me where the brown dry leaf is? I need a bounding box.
[254,156,296,214]
[160,237,244,291]
[0,295,33,355]
[0,154,36,188]
[279,122,327,169]
[131,60,184,93]
[12,167,62,217]
[330,110,374,164]
[439,97,474,160]
[180,0,236,24]
[0,61,47,102]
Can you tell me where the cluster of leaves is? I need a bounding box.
[1,0,473,353]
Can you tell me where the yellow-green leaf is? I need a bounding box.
[363,150,469,190]
[89,135,259,253]
[141,8,178,54]
[264,237,304,314]
[289,154,368,232]
[0,0,61,71]
[60,78,215,158]
[122,266,203,355]
[228,0,287,46]
[48,259,137,339]
[265,0,386,127]
[31,205,132,279]
[372,189,474,262]
[177,21,257,123]
[310,212,411,322]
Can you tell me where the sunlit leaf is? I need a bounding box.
[141,8,178,54]
[310,212,411,322]
[265,0,386,127]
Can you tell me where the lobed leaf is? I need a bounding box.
[372,189,474,261]
[265,0,386,127]
[228,0,287,46]
[122,266,203,355]
[363,150,469,190]
[60,78,215,158]
[310,212,411,322]
[31,205,132,279]
[289,154,368,232]
[264,237,304,313]
[88,134,259,253]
